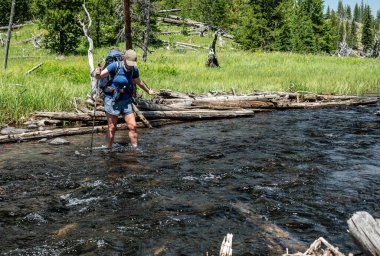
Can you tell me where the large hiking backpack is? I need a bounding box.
[99,48,125,94]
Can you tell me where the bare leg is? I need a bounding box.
[124,113,138,148]
[105,113,118,148]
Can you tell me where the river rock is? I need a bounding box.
[49,138,70,145]
[1,126,29,135]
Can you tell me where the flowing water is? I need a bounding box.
[1,102,380,256]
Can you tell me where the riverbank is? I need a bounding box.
[1,24,380,125]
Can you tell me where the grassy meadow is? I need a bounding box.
[1,24,380,125]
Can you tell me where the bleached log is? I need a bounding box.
[192,99,275,109]
[0,23,26,31]
[137,100,189,111]
[25,63,43,75]
[0,119,182,143]
[157,17,204,28]
[34,109,256,121]
[157,9,183,13]
[276,97,379,109]
[158,89,194,99]
[174,42,203,49]
[347,211,380,256]
[219,234,233,256]
[140,109,255,120]
[34,112,99,122]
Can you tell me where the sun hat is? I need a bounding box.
[124,49,137,66]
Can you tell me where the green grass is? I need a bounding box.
[1,24,380,125]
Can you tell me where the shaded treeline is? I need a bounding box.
[0,0,379,55]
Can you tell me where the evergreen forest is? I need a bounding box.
[1,0,380,56]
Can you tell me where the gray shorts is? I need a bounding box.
[104,97,134,116]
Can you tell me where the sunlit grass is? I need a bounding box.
[1,24,379,125]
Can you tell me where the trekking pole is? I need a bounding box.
[90,58,103,152]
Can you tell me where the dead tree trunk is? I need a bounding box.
[206,30,219,67]
[142,0,151,62]
[372,36,380,58]
[3,0,15,71]
[124,0,133,50]
[79,2,99,99]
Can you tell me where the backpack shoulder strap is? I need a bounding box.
[114,61,122,77]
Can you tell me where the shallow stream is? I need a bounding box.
[1,102,380,255]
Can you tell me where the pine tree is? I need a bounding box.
[330,10,340,50]
[234,2,267,50]
[272,0,294,51]
[325,6,331,20]
[34,0,83,54]
[319,19,336,53]
[85,0,119,47]
[353,3,360,22]
[1,0,34,25]
[361,5,374,53]
[346,5,352,20]
[351,19,358,49]
[345,20,352,47]
[337,0,344,19]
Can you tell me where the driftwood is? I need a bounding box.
[157,8,183,13]
[157,17,204,28]
[219,234,233,256]
[174,41,203,49]
[22,32,43,48]
[193,99,275,109]
[34,109,256,122]
[0,119,182,144]
[347,211,380,256]
[25,63,43,75]
[283,237,345,256]
[132,104,153,128]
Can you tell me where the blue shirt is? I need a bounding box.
[106,61,139,101]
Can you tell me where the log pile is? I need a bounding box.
[283,237,345,256]
[0,90,378,143]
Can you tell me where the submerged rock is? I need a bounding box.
[49,138,70,145]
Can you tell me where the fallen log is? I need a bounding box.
[136,109,255,120]
[275,97,379,109]
[284,237,345,256]
[158,90,194,99]
[0,23,28,31]
[137,100,189,111]
[25,63,43,75]
[0,119,183,144]
[35,109,256,121]
[347,211,380,256]
[175,41,203,49]
[157,17,203,28]
[192,99,275,109]
[157,8,183,13]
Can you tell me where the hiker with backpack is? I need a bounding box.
[95,49,155,149]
